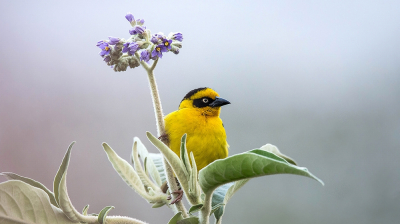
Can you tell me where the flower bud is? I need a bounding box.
[128,56,140,68]
[140,49,150,62]
[172,41,182,48]
[103,55,111,62]
[129,26,145,35]
[170,45,180,54]
[136,19,145,26]
[125,13,136,26]
[151,35,159,44]
[171,33,183,42]
[135,26,145,34]
[108,37,120,45]
[122,42,130,53]
[128,42,139,55]
[96,40,107,48]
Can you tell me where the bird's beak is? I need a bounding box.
[210,97,231,107]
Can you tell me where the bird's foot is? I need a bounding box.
[158,133,170,145]
[167,189,183,204]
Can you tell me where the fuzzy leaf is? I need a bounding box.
[211,183,233,208]
[132,141,160,192]
[134,137,162,186]
[146,132,188,183]
[199,149,324,194]
[102,143,147,196]
[210,203,225,215]
[259,144,297,165]
[98,206,114,224]
[54,142,75,207]
[177,217,199,224]
[188,204,203,214]
[168,212,183,224]
[82,205,89,216]
[57,148,97,223]
[146,132,190,197]
[212,179,249,222]
[0,180,75,224]
[0,172,58,208]
[148,153,166,183]
[151,201,165,208]
[180,134,191,174]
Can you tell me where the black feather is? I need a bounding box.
[182,87,208,101]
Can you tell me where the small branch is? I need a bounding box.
[107,215,149,224]
[199,191,214,224]
[149,57,159,72]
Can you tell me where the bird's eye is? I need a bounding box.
[202,98,209,103]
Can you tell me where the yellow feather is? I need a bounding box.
[164,88,229,171]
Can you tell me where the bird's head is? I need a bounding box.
[179,87,230,116]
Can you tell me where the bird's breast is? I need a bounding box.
[164,109,229,171]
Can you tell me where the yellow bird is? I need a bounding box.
[162,87,230,171]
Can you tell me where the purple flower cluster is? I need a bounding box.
[96,12,183,71]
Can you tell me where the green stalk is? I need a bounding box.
[135,53,188,217]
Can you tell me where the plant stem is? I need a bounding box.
[136,54,188,217]
[199,191,214,224]
[143,62,165,135]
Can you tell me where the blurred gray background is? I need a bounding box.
[1,0,399,223]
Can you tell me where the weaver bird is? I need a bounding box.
[161,87,230,172]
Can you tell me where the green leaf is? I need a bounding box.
[188,204,203,214]
[0,180,75,224]
[211,184,232,221]
[54,142,75,207]
[57,149,94,223]
[210,203,225,215]
[151,201,165,208]
[168,212,183,224]
[102,142,147,196]
[177,217,199,224]
[134,137,163,186]
[82,205,89,216]
[259,144,297,165]
[132,141,160,192]
[148,153,166,183]
[98,206,114,224]
[0,172,58,208]
[180,134,191,174]
[146,132,188,182]
[211,183,233,208]
[146,132,190,198]
[199,149,324,194]
[188,152,202,205]
[212,179,249,222]
[223,179,249,203]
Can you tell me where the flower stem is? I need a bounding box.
[135,54,164,135]
[136,54,188,217]
[146,70,165,135]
